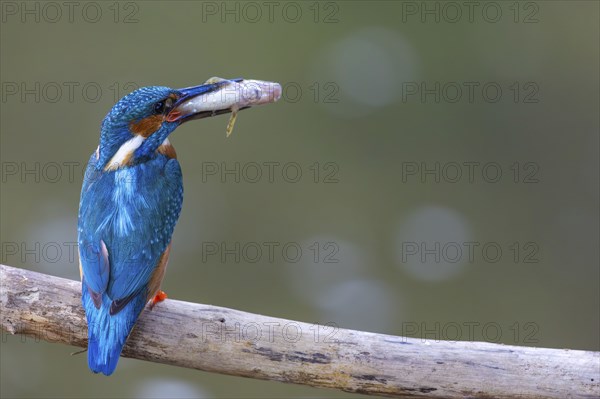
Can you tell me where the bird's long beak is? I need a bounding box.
[166,78,282,125]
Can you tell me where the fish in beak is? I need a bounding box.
[167,77,282,136]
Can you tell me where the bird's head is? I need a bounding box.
[97,78,281,170]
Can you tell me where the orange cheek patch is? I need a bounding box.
[129,115,164,137]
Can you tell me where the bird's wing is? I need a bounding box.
[79,154,111,301]
[78,156,183,312]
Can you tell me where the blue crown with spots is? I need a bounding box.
[97,86,178,168]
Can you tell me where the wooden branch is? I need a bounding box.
[1,264,598,398]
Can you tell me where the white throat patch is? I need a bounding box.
[104,135,145,171]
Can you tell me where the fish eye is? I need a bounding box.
[154,97,174,114]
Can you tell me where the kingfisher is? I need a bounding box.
[78,77,281,375]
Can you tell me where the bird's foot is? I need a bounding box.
[149,290,168,310]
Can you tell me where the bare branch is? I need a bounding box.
[1,264,598,398]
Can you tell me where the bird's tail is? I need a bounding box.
[82,283,146,375]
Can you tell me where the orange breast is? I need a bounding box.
[146,243,172,302]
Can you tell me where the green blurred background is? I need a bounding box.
[1,1,598,397]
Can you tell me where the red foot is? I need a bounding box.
[149,290,168,310]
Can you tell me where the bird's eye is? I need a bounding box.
[154,101,165,114]
[154,97,174,115]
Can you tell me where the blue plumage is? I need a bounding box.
[82,280,147,375]
[79,78,278,375]
[79,86,186,375]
